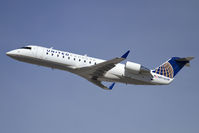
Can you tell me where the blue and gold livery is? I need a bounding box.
[152,57,193,78]
[153,61,174,78]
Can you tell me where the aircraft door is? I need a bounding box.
[32,46,38,57]
[36,47,45,59]
[32,46,45,60]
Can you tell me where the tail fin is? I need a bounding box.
[152,57,194,78]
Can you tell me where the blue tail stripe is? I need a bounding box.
[168,57,188,77]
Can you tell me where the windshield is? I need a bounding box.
[20,47,32,50]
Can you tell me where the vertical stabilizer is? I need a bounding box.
[152,57,194,78]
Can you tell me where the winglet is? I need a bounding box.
[121,50,130,59]
[109,83,115,90]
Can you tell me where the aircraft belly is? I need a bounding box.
[10,55,75,73]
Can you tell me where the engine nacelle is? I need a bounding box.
[125,61,150,74]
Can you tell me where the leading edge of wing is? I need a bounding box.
[76,50,130,75]
[77,50,129,90]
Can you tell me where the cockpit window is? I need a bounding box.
[20,47,32,50]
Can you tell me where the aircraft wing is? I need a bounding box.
[76,50,130,79]
[76,50,130,90]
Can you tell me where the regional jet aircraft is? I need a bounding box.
[6,45,194,90]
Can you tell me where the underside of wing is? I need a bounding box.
[77,57,123,79]
[76,50,130,79]
[76,50,130,90]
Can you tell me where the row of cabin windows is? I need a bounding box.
[46,52,96,65]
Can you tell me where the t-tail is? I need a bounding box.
[152,57,194,78]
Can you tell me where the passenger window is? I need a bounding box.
[57,54,59,57]
[79,59,81,62]
[68,57,70,59]
[63,56,64,58]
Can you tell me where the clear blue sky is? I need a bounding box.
[1,0,199,133]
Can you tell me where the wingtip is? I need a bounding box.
[109,82,115,90]
[187,56,194,61]
[121,50,130,59]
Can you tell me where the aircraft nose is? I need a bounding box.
[6,50,17,57]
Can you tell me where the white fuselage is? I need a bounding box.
[6,45,173,86]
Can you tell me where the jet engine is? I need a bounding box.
[125,61,150,74]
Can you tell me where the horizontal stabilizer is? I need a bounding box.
[175,57,194,67]
[175,57,194,62]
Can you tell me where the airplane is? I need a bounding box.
[6,45,194,90]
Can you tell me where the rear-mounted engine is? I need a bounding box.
[125,61,150,74]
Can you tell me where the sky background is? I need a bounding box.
[0,0,199,133]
